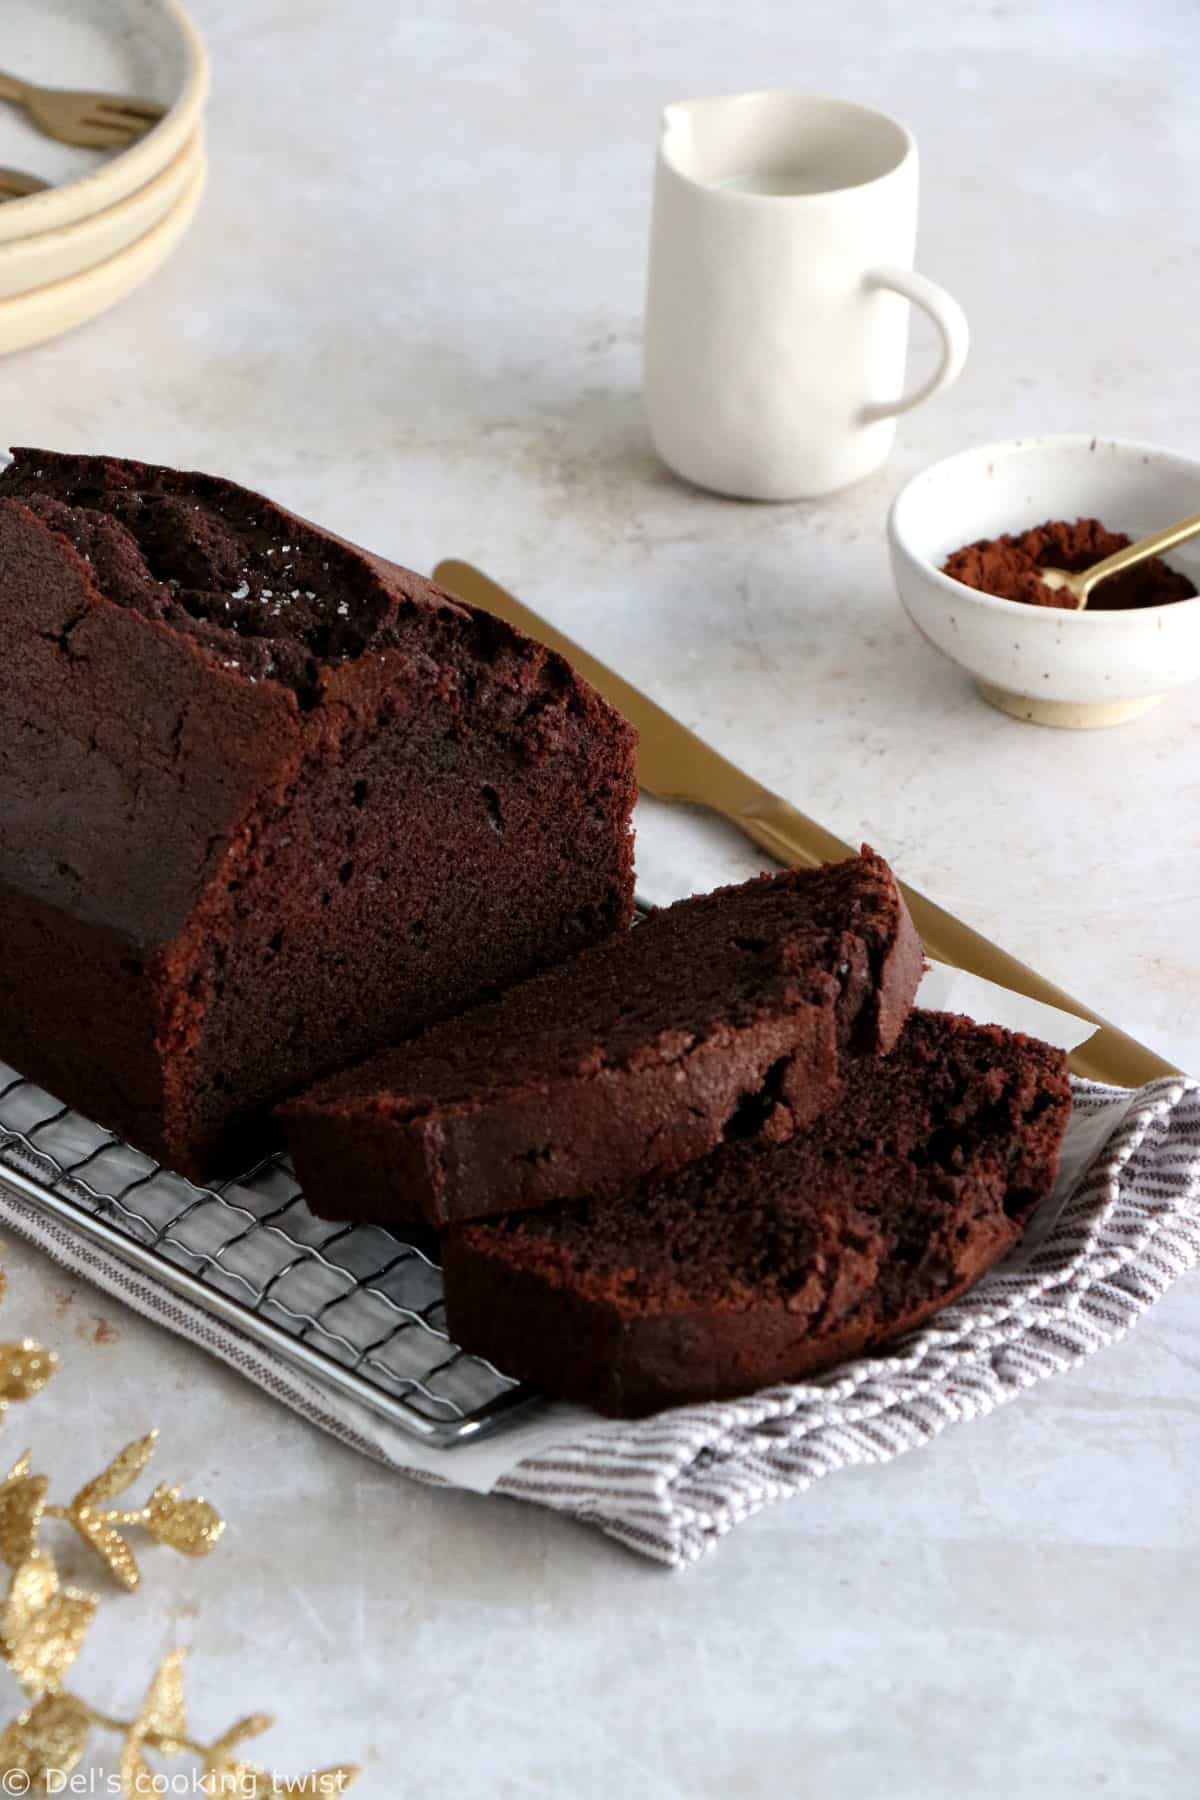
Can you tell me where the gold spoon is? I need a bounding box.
[1040,509,1200,610]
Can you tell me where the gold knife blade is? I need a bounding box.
[434,558,1181,1087]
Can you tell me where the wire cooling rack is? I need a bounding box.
[0,1059,538,1448]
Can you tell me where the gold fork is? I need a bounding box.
[0,166,49,200]
[0,69,163,149]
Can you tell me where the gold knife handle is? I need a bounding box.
[737,799,1181,1086]
[432,558,1183,1090]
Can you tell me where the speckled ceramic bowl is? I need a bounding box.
[888,435,1200,727]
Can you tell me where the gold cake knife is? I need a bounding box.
[434,559,1180,1087]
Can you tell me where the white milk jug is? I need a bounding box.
[644,92,969,501]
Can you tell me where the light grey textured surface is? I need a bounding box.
[1,0,1198,1792]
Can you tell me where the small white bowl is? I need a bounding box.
[888,435,1200,728]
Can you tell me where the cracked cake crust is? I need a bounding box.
[0,449,637,1175]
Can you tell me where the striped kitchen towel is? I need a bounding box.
[1,1073,1197,1567]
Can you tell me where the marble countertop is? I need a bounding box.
[2,0,1198,1793]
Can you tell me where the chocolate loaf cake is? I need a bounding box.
[281,848,923,1227]
[0,449,636,1176]
[441,1012,1071,1416]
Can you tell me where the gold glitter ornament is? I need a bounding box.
[75,1431,159,1505]
[120,1650,189,1794]
[0,1692,92,1787]
[143,1482,224,1556]
[1,1548,96,1696]
[0,1464,47,1564]
[200,1714,284,1797]
[0,1341,56,1404]
[114,1660,358,1800]
[37,1430,226,1590]
[204,1713,274,1760]
[135,1648,188,1751]
[0,1267,356,1792]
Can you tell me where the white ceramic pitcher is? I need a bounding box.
[644,93,969,501]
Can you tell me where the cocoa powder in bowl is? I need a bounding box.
[943,517,1197,611]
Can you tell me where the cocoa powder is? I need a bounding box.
[943,517,1197,611]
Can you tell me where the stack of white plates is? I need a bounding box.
[0,0,207,354]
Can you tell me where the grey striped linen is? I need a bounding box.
[1,1075,1197,1568]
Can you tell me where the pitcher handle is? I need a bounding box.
[861,268,969,422]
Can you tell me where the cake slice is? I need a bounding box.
[280,847,923,1227]
[440,1012,1072,1416]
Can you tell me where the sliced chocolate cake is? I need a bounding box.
[441,1012,1072,1416]
[281,848,923,1227]
[0,449,636,1176]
